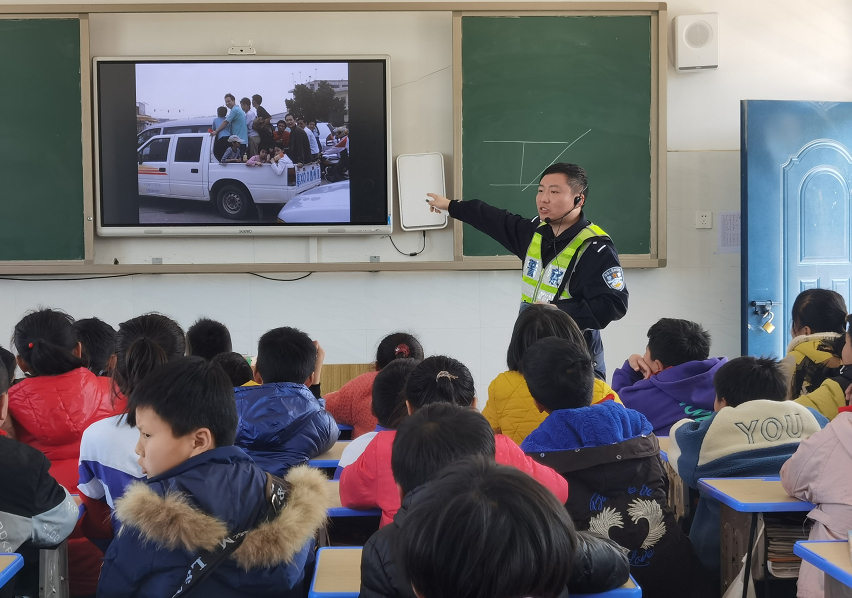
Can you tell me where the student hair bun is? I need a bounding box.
[376,333,424,370]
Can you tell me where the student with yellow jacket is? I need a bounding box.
[795,314,852,421]
[482,305,621,445]
[787,289,846,399]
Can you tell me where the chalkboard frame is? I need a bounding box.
[0,15,95,266]
[0,3,664,275]
[452,9,667,268]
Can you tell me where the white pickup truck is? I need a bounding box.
[137,133,322,219]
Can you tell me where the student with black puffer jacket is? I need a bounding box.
[359,403,629,598]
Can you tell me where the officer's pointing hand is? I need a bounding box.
[426,193,451,213]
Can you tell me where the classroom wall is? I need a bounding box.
[2,0,852,400]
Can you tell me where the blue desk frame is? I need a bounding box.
[309,441,351,468]
[0,553,24,589]
[794,540,852,589]
[698,477,814,598]
[571,575,642,597]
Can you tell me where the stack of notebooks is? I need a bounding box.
[765,515,810,578]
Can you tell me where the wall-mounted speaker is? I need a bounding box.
[674,13,719,72]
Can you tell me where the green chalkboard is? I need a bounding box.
[461,15,652,257]
[0,19,85,261]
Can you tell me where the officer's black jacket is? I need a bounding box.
[448,199,628,331]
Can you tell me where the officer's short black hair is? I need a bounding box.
[399,458,576,598]
[523,337,594,411]
[186,318,232,361]
[127,356,238,447]
[540,163,588,198]
[647,318,711,367]
[210,351,253,387]
[714,356,787,407]
[391,403,496,495]
[256,326,316,384]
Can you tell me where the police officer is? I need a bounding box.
[427,163,628,380]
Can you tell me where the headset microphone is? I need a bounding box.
[543,194,583,224]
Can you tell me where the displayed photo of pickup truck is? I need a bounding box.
[137,133,328,222]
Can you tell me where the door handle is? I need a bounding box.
[158,167,166,172]
[191,168,199,173]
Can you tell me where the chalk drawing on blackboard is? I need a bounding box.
[484,129,592,190]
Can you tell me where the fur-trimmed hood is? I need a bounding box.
[787,332,842,358]
[116,464,332,570]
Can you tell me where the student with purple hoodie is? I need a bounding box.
[611,318,726,436]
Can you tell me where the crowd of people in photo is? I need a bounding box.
[2,287,851,597]
[209,93,350,182]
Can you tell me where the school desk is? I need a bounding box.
[656,436,690,525]
[657,436,669,462]
[327,481,382,518]
[309,441,351,468]
[0,554,24,589]
[794,541,852,591]
[571,576,642,597]
[309,547,361,598]
[698,477,814,598]
[337,424,353,441]
[307,547,642,598]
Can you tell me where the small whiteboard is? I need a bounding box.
[397,153,448,231]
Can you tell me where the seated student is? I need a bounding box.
[781,408,852,598]
[186,317,232,361]
[97,357,332,598]
[668,356,828,580]
[78,314,186,546]
[74,317,117,377]
[361,404,629,598]
[340,355,568,526]
[521,337,714,598]
[8,308,116,596]
[234,326,338,476]
[325,332,424,438]
[612,318,726,436]
[0,356,78,572]
[211,351,254,387]
[788,289,847,399]
[336,358,419,478]
[483,305,621,445]
[794,314,852,421]
[0,346,16,387]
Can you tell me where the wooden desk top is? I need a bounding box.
[0,555,20,572]
[0,553,24,588]
[698,478,814,513]
[329,481,343,509]
[312,547,362,595]
[794,541,852,588]
[311,441,350,463]
[657,436,668,453]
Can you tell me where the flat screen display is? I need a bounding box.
[94,57,391,236]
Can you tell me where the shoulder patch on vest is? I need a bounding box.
[602,267,625,291]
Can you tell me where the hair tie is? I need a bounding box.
[28,342,33,349]
[394,344,410,358]
[436,371,458,381]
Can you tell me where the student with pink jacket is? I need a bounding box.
[781,408,852,598]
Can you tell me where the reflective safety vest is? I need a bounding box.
[520,222,610,304]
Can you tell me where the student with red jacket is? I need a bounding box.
[325,333,424,439]
[7,308,117,596]
[339,355,568,526]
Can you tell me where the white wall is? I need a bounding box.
[2,0,852,399]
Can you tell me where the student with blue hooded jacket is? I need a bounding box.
[520,337,715,598]
[97,357,333,598]
[234,326,339,476]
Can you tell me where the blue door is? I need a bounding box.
[743,100,852,357]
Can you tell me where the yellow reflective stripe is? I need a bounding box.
[520,223,610,303]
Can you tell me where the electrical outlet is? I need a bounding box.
[695,212,712,229]
[369,256,380,263]
[152,257,163,264]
